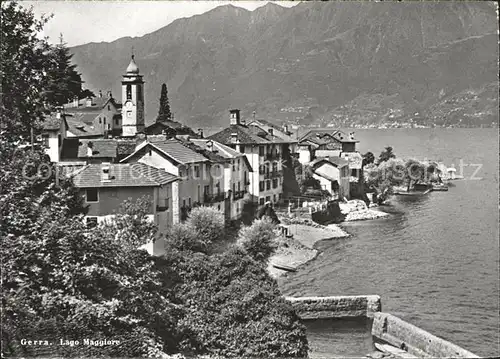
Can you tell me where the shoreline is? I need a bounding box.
[268,208,390,278]
[268,219,350,279]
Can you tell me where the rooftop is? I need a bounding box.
[70,162,178,188]
[310,156,349,168]
[122,139,210,165]
[61,138,136,160]
[208,124,292,145]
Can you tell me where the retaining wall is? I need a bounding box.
[285,295,382,319]
[372,312,480,358]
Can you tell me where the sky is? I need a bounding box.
[24,1,299,47]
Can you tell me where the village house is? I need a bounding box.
[120,138,231,221]
[60,138,137,164]
[298,128,362,179]
[70,162,180,238]
[63,91,123,137]
[208,109,295,206]
[191,138,253,220]
[309,157,350,200]
[246,118,298,153]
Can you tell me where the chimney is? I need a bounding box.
[101,163,111,181]
[230,133,238,144]
[87,141,93,157]
[197,128,204,138]
[283,124,289,133]
[99,90,103,98]
[268,128,274,137]
[229,109,240,126]
[107,90,112,98]
[206,140,214,152]
[86,96,93,107]
[73,96,79,108]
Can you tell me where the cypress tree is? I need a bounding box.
[157,83,172,122]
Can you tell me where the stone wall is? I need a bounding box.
[372,312,479,358]
[285,295,382,319]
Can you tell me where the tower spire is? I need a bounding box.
[131,46,135,59]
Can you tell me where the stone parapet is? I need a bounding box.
[285,295,382,319]
[372,312,480,358]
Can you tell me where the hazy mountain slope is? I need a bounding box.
[70,2,498,127]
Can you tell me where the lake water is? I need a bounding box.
[279,129,499,357]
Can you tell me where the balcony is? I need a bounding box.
[264,170,283,179]
[233,190,247,200]
[266,152,281,161]
[204,192,226,203]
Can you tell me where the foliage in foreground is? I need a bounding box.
[1,138,308,358]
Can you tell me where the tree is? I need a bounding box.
[157,83,172,122]
[362,151,375,167]
[404,158,427,191]
[236,217,277,262]
[44,36,85,106]
[377,146,396,164]
[1,1,53,136]
[1,2,92,137]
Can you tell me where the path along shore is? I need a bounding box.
[268,207,390,278]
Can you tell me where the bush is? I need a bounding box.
[236,217,277,262]
[164,222,204,252]
[171,246,309,358]
[186,206,225,245]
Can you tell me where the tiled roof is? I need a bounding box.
[190,139,254,172]
[65,116,103,137]
[70,163,178,188]
[310,156,348,168]
[122,139,209,165]
[63,97,121,112]
[300,129,359,144]
[42,114,63,131]
[61,138,137,160]
[249,119,295,138]
[208,124,292,145]
[175,138,227,163]
[77,139,118,158]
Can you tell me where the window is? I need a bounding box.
[237,182,241,191]
[103,117,106,125]
[232,161,235,171]
[233,183,236,193]
[115,118,119,126]
[266,180,271,190]
[244,172,248,185]
[99,118,102,124]
[188,197,191,207]
[218,205,221,210]
[194,165,200,178]
[259,198,265,205]
[279,193,283,200]
[108,105,111,111]
[265,196,271,203]
[237,159,240,171]
[204,185,210,195]
[216,182,220,195]
[272,178,278,189]
[86,217,98,228]
[137,86,142,100]
[272,162,278,172]
[126,84,132,100]
[259,146,265,156]
[259,181,265,191]
[148,150,152,156]
[86,188,99,202]
[183,199,186,207]
[273,194,277,203]
[240,146,245,153]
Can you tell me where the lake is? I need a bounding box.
[279,128,499,357]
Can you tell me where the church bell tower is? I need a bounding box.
[121,55,145,136]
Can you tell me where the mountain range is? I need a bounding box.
[70,1,499,128]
